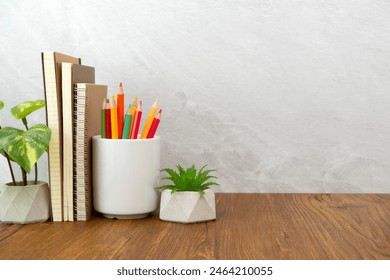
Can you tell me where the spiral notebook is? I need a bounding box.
[74,83,107,221]
[62,63,95,221]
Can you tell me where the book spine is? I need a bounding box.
[42,53,63,222]
[73,86,90,221]
[62,62,71,222]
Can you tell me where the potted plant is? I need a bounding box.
[157,164,219,223]
[0,100,51,224]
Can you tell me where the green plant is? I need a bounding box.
[0,100,51,186]
[158,164,219,194]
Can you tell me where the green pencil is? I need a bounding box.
[101,98,106,138]
[122,106,132,139]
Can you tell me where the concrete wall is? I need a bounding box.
[1,0,389,192]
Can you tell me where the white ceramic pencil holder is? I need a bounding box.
[92,135,160,219]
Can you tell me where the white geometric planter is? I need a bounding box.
[159,189,216,223]
[0,181,51,224]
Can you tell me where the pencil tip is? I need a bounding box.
[111,95,117,106]
[118,82,124,94]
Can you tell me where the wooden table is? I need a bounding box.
[1,193,390,260]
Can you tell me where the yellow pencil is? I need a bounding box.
[140,98,159,139]
[110,95,118,139]
[129,96,137,136]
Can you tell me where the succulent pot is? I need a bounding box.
[159,188,216,223]
[0,181,50,224]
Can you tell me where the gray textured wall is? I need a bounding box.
[1,0,389,193]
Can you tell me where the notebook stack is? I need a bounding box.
[41,52,107,221]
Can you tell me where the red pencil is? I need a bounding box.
[105,98,112,139]
[130,100,142,139]
[117,82,125,138]
[146,108,162,138]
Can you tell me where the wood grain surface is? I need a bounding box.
[1,193,389,260]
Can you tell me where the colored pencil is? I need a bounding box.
[122,106,132,139]
[105,99,111,139]
[129,96,137,137]
[117,82,125,138]
[140,98,159,139]
[146,108,162,138]
[100,98,106,139]
[130,100,142,139]
[110,95,118,139]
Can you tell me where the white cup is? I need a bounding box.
[92,135,160,219]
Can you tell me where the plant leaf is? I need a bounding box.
[200,181,220,189]
[0,101,4,110]
[176,164,186,177]
[0,124,51,173]
[10,100,45,120]
[161,168,180,185]
[195,165,218,187]
[187,165,197,180]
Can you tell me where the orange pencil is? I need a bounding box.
[110,95,118,139]
[140,98,159,139]
[117,82,124,138]
[130,100,142,139]
[146,108,162,138]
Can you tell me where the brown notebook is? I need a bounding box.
[41,52,81,222]
[74,83,107,221]
[62,63,95,221]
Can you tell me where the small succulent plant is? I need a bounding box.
[158,164,219,194]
